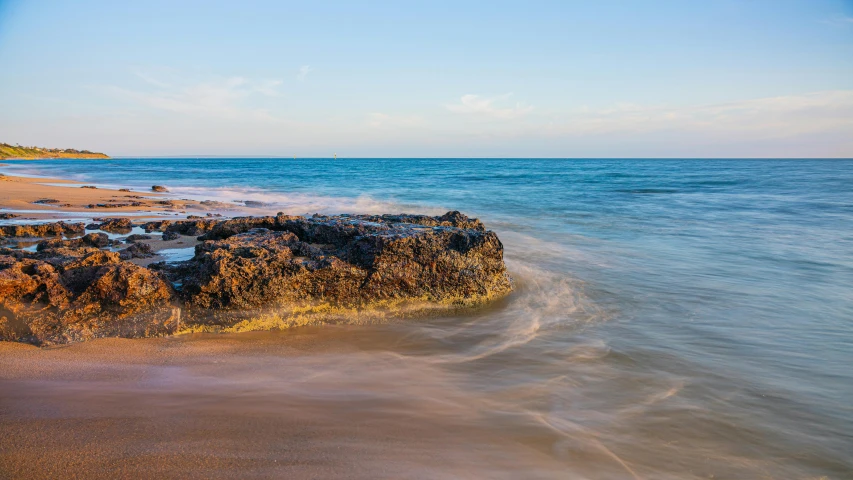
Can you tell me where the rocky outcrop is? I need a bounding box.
[125,234,153,243]
[355,211,486,231]
[36,232,109,251]
[0,221,85,238]
[97,217,133,233]
[151,185,169,192]
[1,212,512,344]
[142,218,218,236]
[0,247,178,345]
[162,211,511,327]
[142,214,296,239]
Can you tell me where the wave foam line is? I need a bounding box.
[168,185,448,216]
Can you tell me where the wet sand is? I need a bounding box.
[0,330,570,480]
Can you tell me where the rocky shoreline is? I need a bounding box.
[0,211,512,345]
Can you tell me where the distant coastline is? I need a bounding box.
[0,142,109,160]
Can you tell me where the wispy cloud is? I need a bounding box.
[132,70,172,89]
[821,14,853,26]
[297,65,313,82]
[445,93,533,119]
[108,74,283,121]
[252,79,284,97]
[547,90,853,137]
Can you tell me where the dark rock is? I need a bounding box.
[125,234,153,243]
[353,211,485,231]
[0,213,20,220]
[151,185,169,192]
[196,215,292,240]
[0,221,85,238]
[84,233,111,248]
[81,185,97,189]
[85,223,100,230]
[244,200,267,208]
[162,231,180,241]
[118,188,131,192]
[98,218,133,233]
[118,243,153,260]
[142,220,171,232]
[171,211,512,326]
[86,202,145,209]
[143,218,219,236]
[0,248,178,345]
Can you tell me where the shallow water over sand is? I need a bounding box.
[1,159,852,478]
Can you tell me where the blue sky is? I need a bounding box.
[1,0,851,157]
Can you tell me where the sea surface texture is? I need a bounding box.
[2,158,852,479]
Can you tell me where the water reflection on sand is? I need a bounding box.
[2,255,849,479]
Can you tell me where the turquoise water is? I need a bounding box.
[2,158,852,478]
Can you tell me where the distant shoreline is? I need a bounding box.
[1,154,110,160]
[0,143,109,160]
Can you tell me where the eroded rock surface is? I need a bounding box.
[0,221,85,238]
[0,247,178,345]
[1,212,511,344]
[118,242,153,260]
[97,217,133,233]
[37,232,110,251]
[126,234,153,243]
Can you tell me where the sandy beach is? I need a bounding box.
[0,171,250,221]
[0,329,574,480]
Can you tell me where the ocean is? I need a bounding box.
[2,158,852,478]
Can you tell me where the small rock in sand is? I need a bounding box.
[126,234,153,243]
[118,242,154,260]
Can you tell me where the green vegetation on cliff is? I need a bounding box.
[0,143,109,160]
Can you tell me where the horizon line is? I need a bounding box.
[98,156,853,160]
